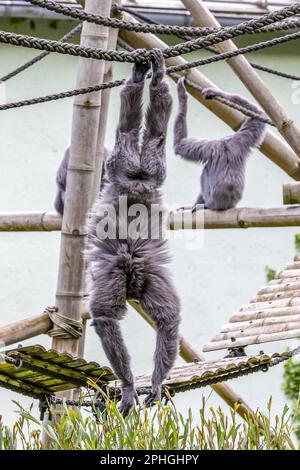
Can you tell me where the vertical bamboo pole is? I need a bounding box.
[181,0,300,158]
[92,1,121,196]
[52,0,112,363]
[119,18,300,179]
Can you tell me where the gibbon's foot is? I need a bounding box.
[132,61,151,83]
[118,386,138,417]
[144,387,161,407]
[192,204,206,213]
[177,77,187,103]
[202,87,222,101]
[176,205,193,212]
[151,48,165,87]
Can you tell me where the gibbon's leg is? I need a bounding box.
[89,267,136,416]
[141,49,172,185]
[191,193,206,212]
[173,78,217,163]
[140,266,181,406]
[105,61,150,179]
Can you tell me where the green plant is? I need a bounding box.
[283,358,300,441]
[265,266,277,282]
[295,234,300,252]
[0,398,298,450]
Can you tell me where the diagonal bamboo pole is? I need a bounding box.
[181,0,300,158]
[119,13,300,180]
[128,300,256,422]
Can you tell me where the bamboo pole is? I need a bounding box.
[128,300,258,422]
[230,306,300,322]
[119,13,300,180]
[204,328,300,352]
[213,322,300,342]
[52,0,112,366]
[92,1,121,196]
[276,269,300,279]
[3,206,300,231]
[269,277,300,285]
[286,262,300,270]
[0,312,51,347]
[283,183,300,205]
[239,297,300,312]
[258,281,300,295]
[181,0,300,158]
[220,315,300,333]
[251,290,300,303]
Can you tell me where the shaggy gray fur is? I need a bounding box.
[174,78,267,211]
[54,146,109,216]
[87,50,181,416]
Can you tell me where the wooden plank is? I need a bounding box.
[203,328,300,351]
[251,290,300,303]
[220,315,300,333]
[239,297,300,312]
[213,322,300,341]
[258,280,300,294]
[230,306,300,322]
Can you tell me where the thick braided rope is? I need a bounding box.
[1,25,300,66]
[0,79,126,111]
[25,0,300,38]
[46,307,83,339]
[120,42,274,125]
[0,64,274,125]
[4,2,298,62]
[169,30,300,73]
[0,23,82,82]
[24,0,223,37]
[118,5,300,36]
[123,7,300,82]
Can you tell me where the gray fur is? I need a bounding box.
[54,146,110,216]
[174,78,267,211]
[87,50,181,416]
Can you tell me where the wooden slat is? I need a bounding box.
[276,269,300,279]
[240,297,300,312]
[269,276,300,285]
[203,328,300,352]
[220,315,300,333]
[258,280,300,295]
[251,290,300,303]
[230,306,300,322]
[213,322,300,341]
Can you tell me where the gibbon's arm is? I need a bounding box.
[202,88,267,158]
[174,78,218,164]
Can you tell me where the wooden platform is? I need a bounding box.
[203,254,300,352]
[0,345,291,400]
[0,345,115,399]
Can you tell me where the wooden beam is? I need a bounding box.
[181,0,300,159]
[51,1,112,407]
[2,206,300,231]
[119,12,300,180]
